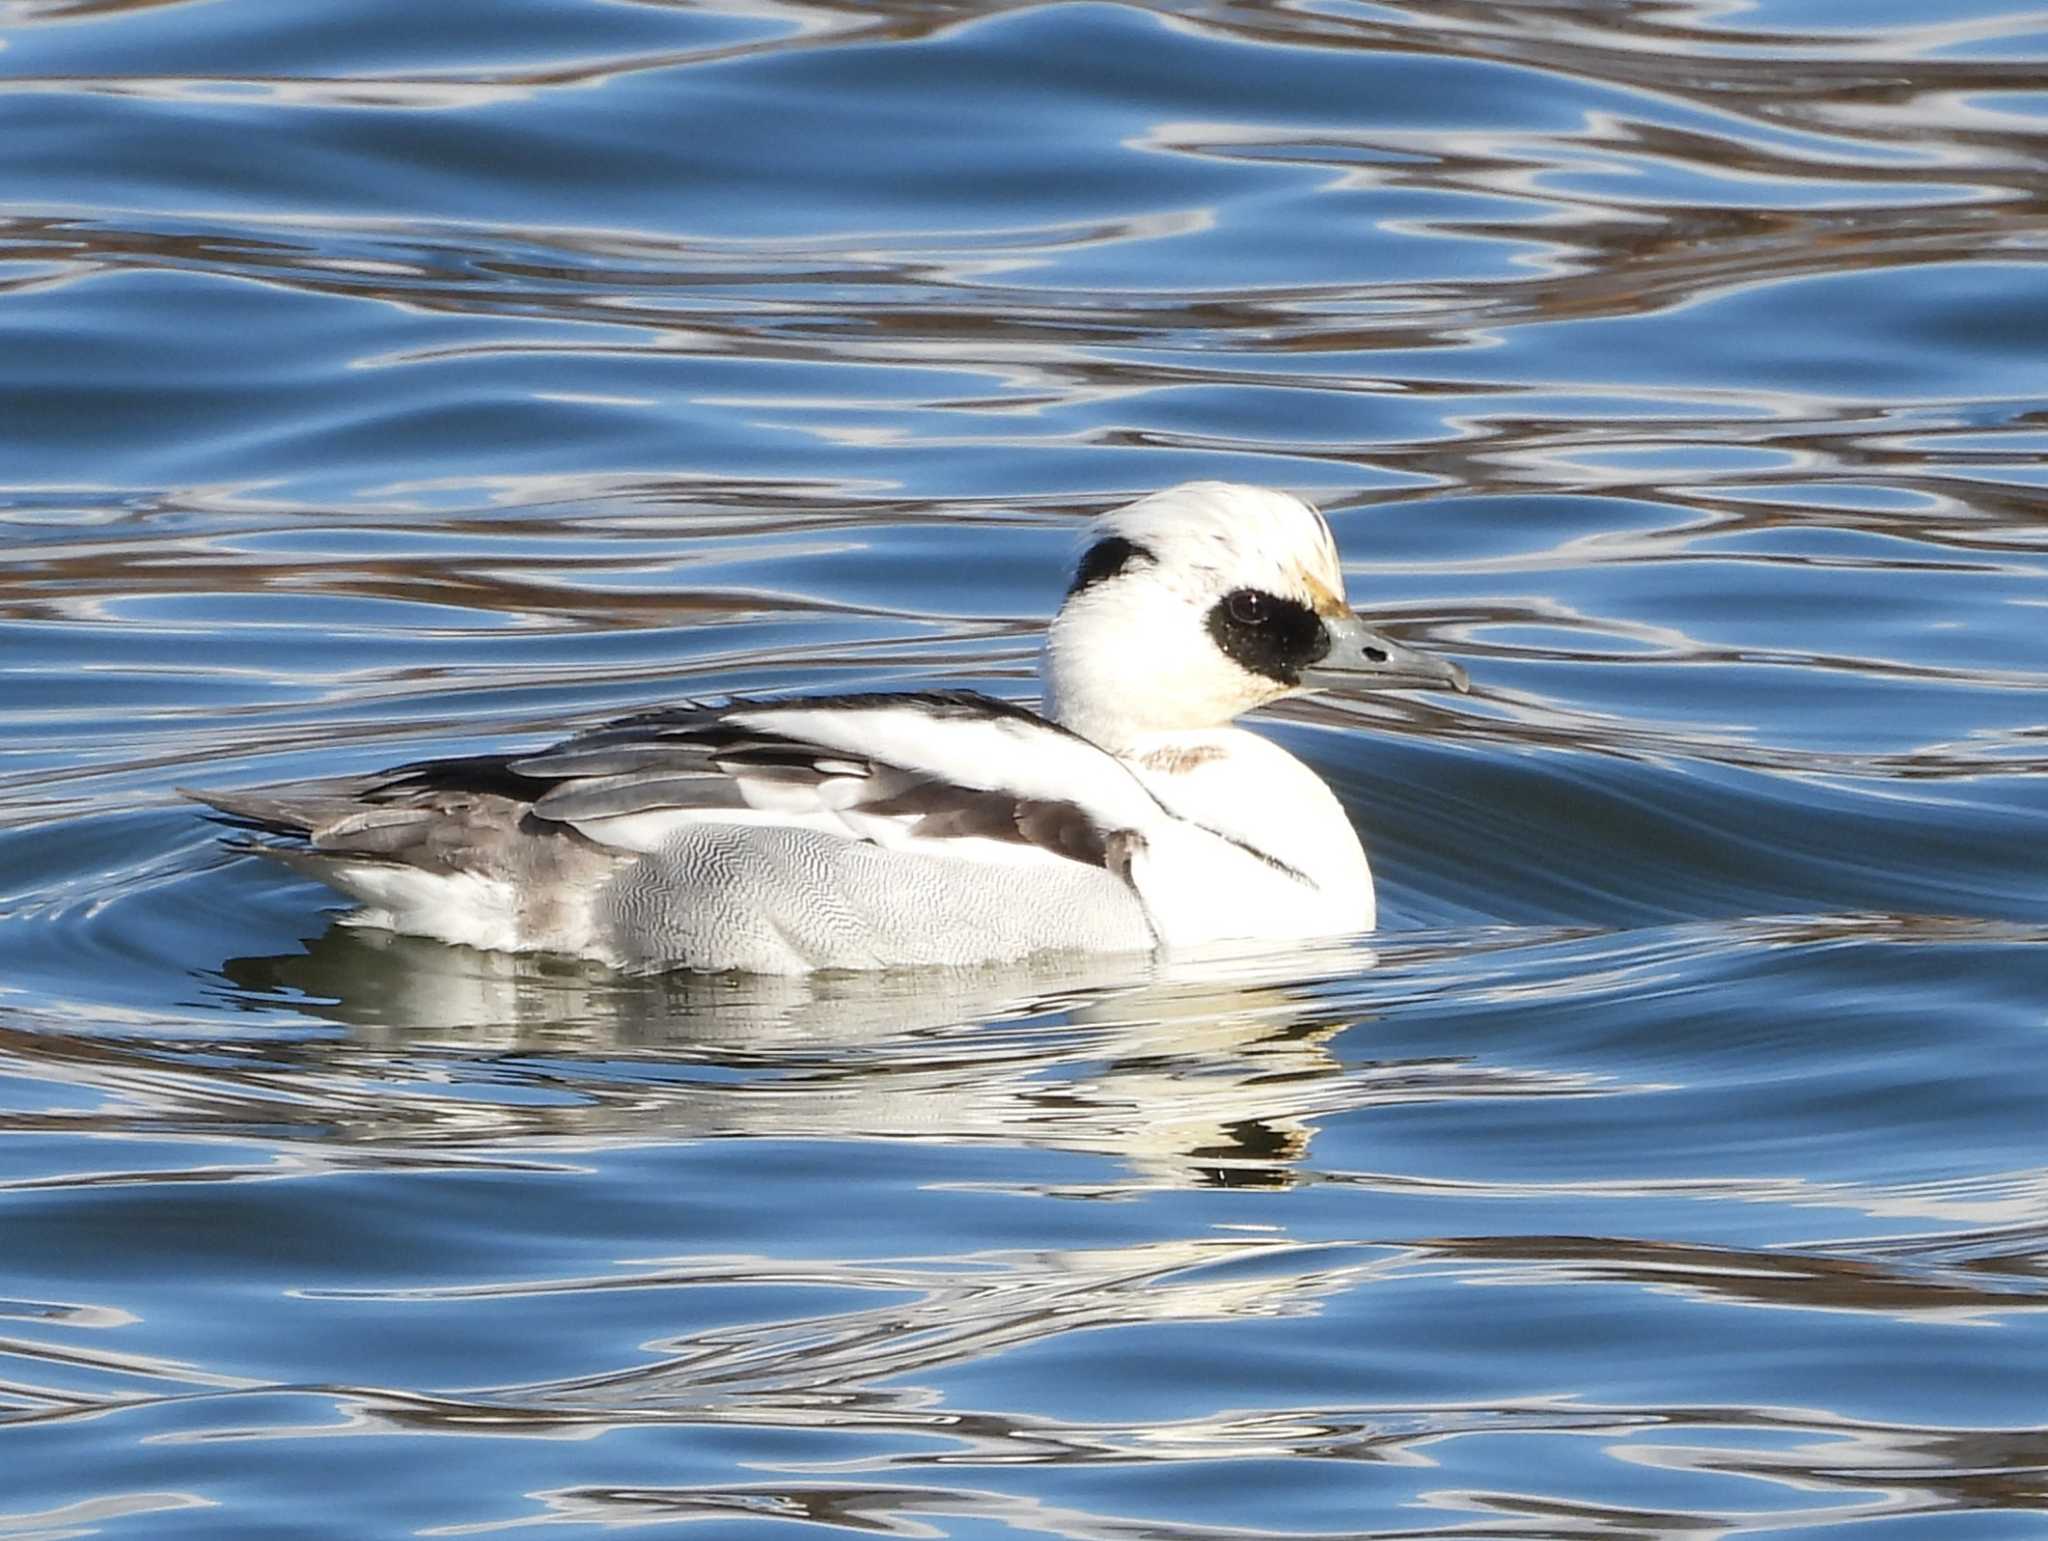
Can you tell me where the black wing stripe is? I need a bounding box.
[533,773,750,821]
[863,782,1112,868]
[509,744,711,777]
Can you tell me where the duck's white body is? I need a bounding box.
[188,483,1465,974]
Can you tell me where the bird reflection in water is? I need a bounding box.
[216,926,1565,1193]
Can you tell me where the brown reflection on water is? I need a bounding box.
[8,0,2044,386]
[12,188,2043,426]
[0,525,848,629]
[8,0,2048,444]
[2,0,198,21]
[475,1424,2048,1539]
[1414,1230,2048,1317]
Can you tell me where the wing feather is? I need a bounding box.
[501,692,1165,870]
[523,772,749,821]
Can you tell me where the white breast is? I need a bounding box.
[1117,728,1374,945]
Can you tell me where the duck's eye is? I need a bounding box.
[1227,590,1270,626]
[1205,588,1330,685]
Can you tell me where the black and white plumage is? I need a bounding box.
[186,482,1469,974]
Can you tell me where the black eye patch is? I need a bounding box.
[1067,536,1154,598]
[1206,588,1330,684]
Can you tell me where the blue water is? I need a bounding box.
[4,1,2048,1535]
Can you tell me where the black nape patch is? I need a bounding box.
[1206,588,1330,685]
[1066,535,1154,598]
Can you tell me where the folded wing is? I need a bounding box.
[507,691,1168,872]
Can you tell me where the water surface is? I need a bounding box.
[3,1,2047,1536]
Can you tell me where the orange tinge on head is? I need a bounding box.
[1298,567,1349,618]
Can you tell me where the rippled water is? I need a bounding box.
[5,1,2048,1535]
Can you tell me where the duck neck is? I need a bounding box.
[1040,629,1178,754]
[1041,608,1271,755]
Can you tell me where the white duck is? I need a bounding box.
[187,482,1468,973]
